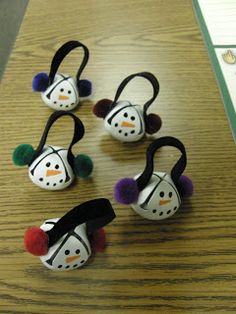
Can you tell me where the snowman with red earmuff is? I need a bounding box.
[24,199,116,271]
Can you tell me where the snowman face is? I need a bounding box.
[132,172,181,220]
[28,145,74,190]
[41,74,79,111]
[104,101,145,142]
[40,219,91,271]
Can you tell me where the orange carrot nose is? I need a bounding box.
[66,256,80,263]
[159,199,171,206]
[58,95,69,100]
[121,121,135,128]
[46,169,62,177]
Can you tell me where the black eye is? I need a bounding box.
[46,162,51,167]
[114,123,118,127]
[124,112,128,118]
[169,192,173,198]
[55,164,59,169]
[60,88,64,92]
[68,90,71,94]
[131,116,135,121]
[65,250,70,255]
[39,178,43,182]
[160,191,164,197]
[76,249,80,254]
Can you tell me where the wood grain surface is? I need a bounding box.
[0,0,236,313]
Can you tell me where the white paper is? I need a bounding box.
[198,0,236,45]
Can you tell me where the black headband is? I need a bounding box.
[48,40,89,87]
[30,111,84,166]
[110,72,160,121]
[136,136,187,190]
[46,198,116,247]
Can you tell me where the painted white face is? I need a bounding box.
[104,101,145,142]
[132,172,181,220]
[41,74,79,111]
[40,219,91,271]
[28,145,74,190]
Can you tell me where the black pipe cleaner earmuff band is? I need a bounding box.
[111,72,160,120]
[48,40,89,86]
[136,136,187,190]
[46,198,116,247]
[31,111,84,166]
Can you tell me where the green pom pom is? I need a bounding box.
[12,144,35,166]
[73,154,93,178]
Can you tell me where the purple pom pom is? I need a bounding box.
[114,178,139,204]
[178,175,194,197]
[32,72,49,92]
[78,79,92,97]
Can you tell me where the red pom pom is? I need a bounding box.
[145,113,162,134]
[91,228,106,252]
[24,227,49,256]
[92,99,113,119]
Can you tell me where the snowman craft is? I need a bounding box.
[24,198,116,271]
[12,111,93,191]
[114,137,193,220]
[93,72,162,142]
[32,40,92,111]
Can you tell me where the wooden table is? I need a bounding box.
[0,0,235,313]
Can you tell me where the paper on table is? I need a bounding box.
[193,0,236,141]
[198,0,236,46]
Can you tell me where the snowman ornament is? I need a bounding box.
[93,72,162,142]
[32,40,92,111]
[24,198,116,271]
[13,111,93,191]
[28,145,75,190]
[114,136,194,220]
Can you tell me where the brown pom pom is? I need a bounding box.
[92,99,113,119]
[145,113,162,134]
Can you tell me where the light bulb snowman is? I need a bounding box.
[12,111,93,191]
[93,72,162,142]
[24,198,116,271]
[114,137,194,220]
[32,40,92,111]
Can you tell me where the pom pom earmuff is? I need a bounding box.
[114,136,193,220]
[93,72,162,142]
[24,198,116,271]
[12,111,93,191]
[32,40,92,111]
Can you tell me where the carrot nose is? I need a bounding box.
[121,121,135,128]
[58,95,69,100]
[46,169,62,177]
[66,256,80,263]
[159,199,171,206]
